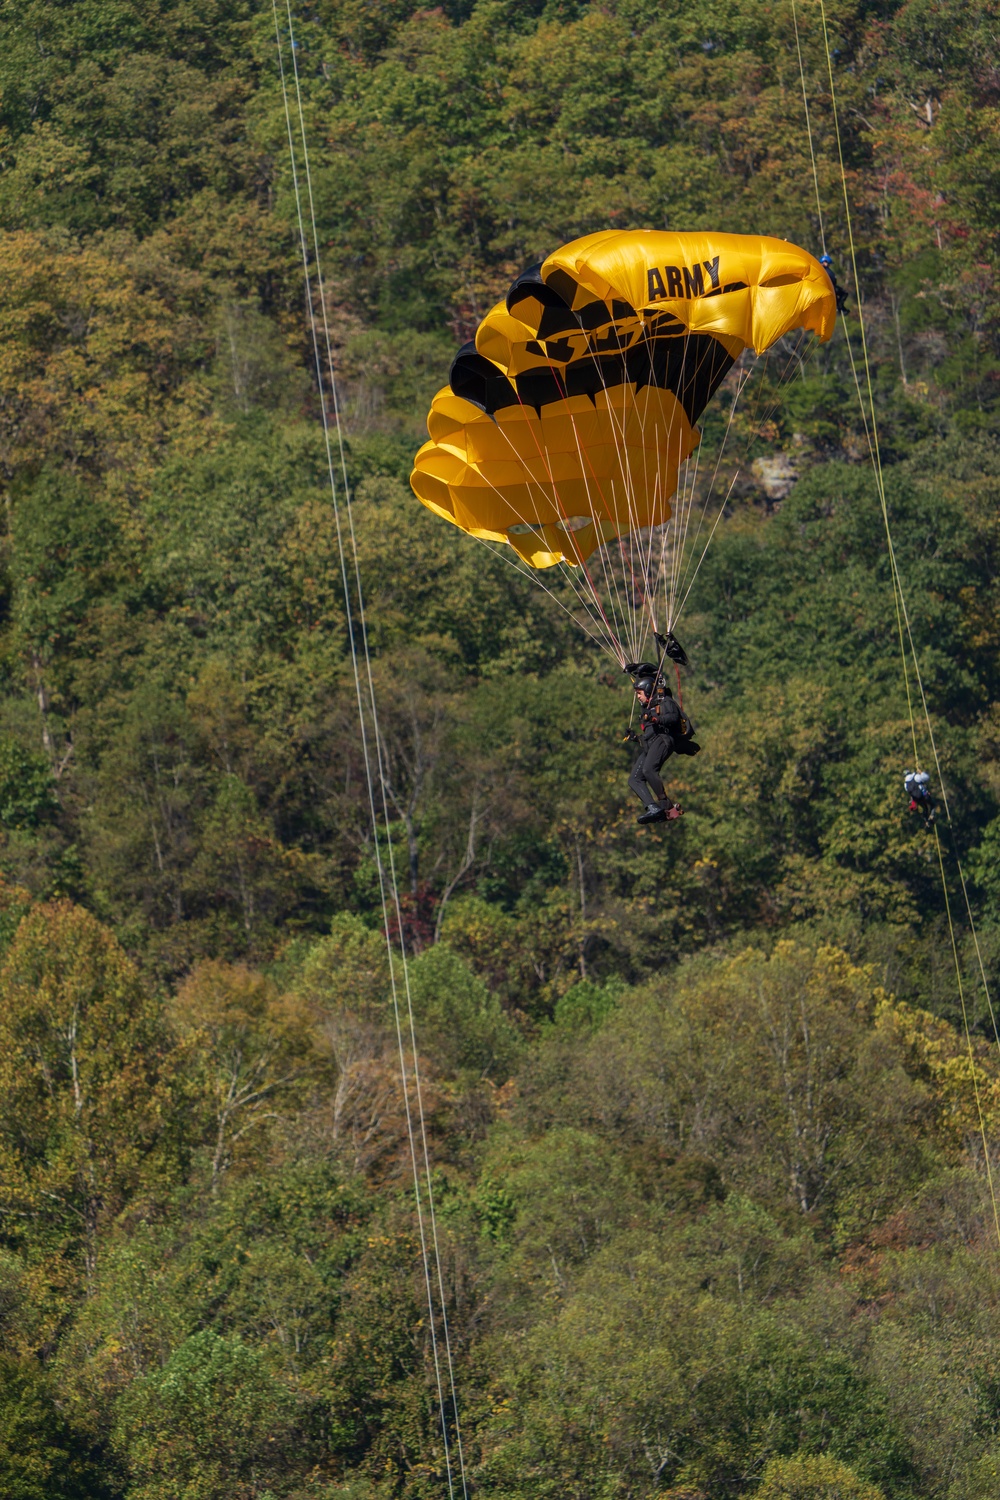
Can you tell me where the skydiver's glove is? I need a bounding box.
[622,729,638,743]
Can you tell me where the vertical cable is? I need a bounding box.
[808,0,1000,1227]
[272,7,468,1491]
[792,0,827,255]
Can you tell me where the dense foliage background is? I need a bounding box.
[0,0,999,1495]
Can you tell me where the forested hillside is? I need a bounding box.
[0,1,999,1496]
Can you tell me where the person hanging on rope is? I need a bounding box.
[904,769,935,824]
[819,254,849,314]
[623,654,700,824]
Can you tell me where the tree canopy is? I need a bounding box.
[0,0,998,1495]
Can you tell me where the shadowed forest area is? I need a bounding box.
[0,1,1000,1496]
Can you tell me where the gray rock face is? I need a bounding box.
[751,452,799,501]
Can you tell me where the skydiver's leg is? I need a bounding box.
[644,756,667,802]
[628,736,673,806]
[628,749,653,805]
[645,735,674,802]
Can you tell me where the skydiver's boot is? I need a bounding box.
[637,802,668,825]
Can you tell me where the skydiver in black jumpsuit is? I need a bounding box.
[627,674,689,825]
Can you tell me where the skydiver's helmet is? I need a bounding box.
[633,669,669,697]
[819,254,833,270]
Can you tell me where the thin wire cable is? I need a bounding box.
[935,826,1000,1244]
[812,0,1000,1231]
[951,843,1000,1050]
[273,7,468,1490]
[274,30,458,1488]
[812,0,920,770]
[283,38,471,1500]
[792,0,827,255]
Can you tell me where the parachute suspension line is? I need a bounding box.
[626,363,663,631]
[618,310,675,640]
[671,363,753,627]
[653,322,809,651]
[479,542,615,652]
[676,471,741,623]
[666,390,724,631]
[667,384,691,628]
[660,347,691,634]
[632,377,666,581]
[663,328,793,639]
[545,355,662,658]
[272,8,469,1493]
[569,371,652,660]
[671,331,816,632]
[661,332,725,630]
[584,336,667,655]
[557,391,655,656]
[664,449,692,631]
[792,0,827,256]
[616,320,730,646]
[662,457,697,633]
[506,389,628,651]
[454,455,624,659]
[573,346,650,635]
[576,309,675,652]
[676,331,808,636]
[510,386,629,663]
[537,414,633,659]
[468,410,629,660]
[813,0,1000,1238]
[669,363,714,627]
[585,314,693,651]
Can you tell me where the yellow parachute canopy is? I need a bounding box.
[411,230,836,569]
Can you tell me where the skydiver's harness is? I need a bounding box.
[623,631,701,755]
[640,694,688,739]
[640,692,700,754]
[904,769,935,823]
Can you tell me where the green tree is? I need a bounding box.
[113,1329,298,1500]
[756,1452,886,1499]
[0,1355,106,1500]
[406,943,520,1081]
[0,901,188,1282]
